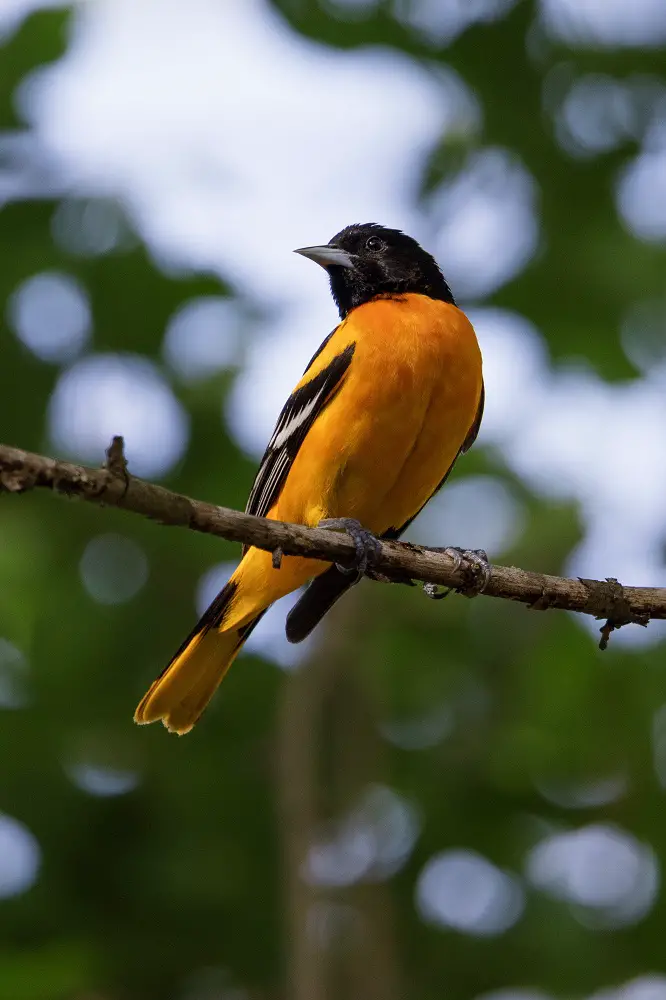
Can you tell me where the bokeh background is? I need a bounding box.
[2,1,666,997]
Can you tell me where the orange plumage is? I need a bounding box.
[135,226,483,734]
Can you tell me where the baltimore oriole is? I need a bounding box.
[135,223,484,734]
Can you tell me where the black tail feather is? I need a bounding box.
[285,566,359,643]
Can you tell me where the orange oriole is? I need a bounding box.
[135,223,484,734]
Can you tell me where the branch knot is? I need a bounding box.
[0,451,36,493]
[104,436,130,497]
[579,576,651,650]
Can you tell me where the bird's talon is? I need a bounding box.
[443,546,463,572]
[431,546,491,596]
[318,517,381,575]
[452,546,491,595]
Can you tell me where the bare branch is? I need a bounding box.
[1,440,663,646]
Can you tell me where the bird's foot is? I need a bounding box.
[318,518,382,575]
[430,546,491,597]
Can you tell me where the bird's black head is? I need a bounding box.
[295,223,455,318]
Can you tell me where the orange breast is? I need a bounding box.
[275,293,483,535]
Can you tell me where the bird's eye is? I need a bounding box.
[366,236,383,251]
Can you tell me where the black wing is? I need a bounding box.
[285,380,485,642]
[244,340,355,534]
[286,563,358,643]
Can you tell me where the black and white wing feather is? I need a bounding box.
[286,379,485,643]
[244,341,355,533]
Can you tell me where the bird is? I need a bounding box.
[134,223,484,735]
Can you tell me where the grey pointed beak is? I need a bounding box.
[294,245,356,270]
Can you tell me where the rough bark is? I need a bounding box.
[1,438,663,646]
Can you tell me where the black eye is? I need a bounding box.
[366,236,383,251]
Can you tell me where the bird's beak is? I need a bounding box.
[294,245,356,270]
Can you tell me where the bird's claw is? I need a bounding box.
[431,546,491,597]
[318,517,381,575]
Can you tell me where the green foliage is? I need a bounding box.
[1,4,665,999]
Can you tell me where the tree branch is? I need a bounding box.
[1,439,663,647]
